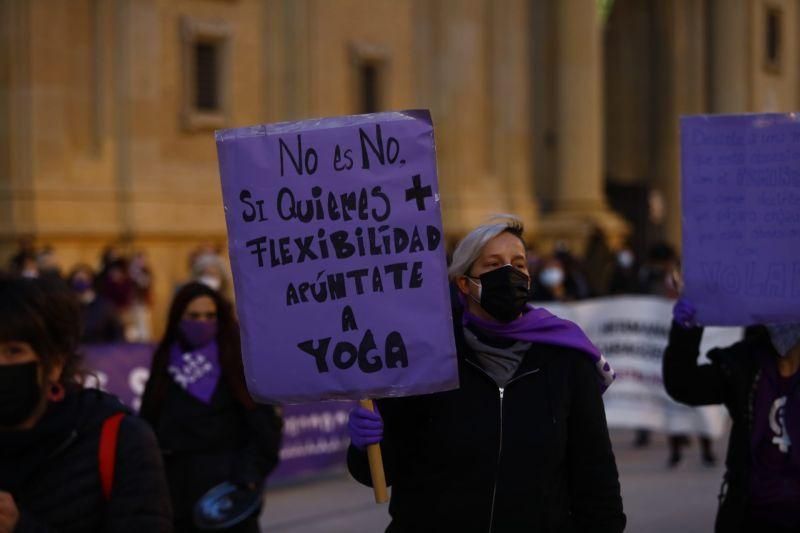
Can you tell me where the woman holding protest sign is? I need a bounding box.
[664,299,800,533]
[140,282,283,532]
[0,275,172,533]
[347,215,626,533]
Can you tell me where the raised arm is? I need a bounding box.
[662,298,726,406]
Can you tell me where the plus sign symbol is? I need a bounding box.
[405,174,433,211]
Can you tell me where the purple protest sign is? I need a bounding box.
[681,114,800,326]
[216,110,459,404]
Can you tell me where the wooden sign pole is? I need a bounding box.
[359,399,389,504]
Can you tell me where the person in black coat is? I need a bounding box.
[664,298,800,533]
[140,282,283,533]
[68,264,126,344]
[347,216,625,533]
[0,276,172,533]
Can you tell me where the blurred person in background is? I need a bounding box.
[635,243,714,462]
[8,239,38,279]
[607,246,639,295]
[0,276,172,532]
[97,258,136,341]
[554,246,592,300]
[140,282,282,533]
[665,299,800,533]
[67,264,125,344]
[10,253,39,280]
[530,255,570,302]
[36,246,62,280]
[189,247,232,297]
[638,242,681,298]
[128,251,154,342]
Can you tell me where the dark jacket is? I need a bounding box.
[662,323,790,533]
[141,377,282,532]
[0,389,172,533]
[348,322,626,533]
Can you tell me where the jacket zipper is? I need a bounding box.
[466,360,540,532]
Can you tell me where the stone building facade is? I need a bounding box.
[1,0,798,332]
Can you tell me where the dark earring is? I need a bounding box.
[48,382,66,402]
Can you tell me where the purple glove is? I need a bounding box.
[348,406,383,451]
[673,298,699,329]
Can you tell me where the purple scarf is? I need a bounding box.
[462,303,616,393]
[168,341,222,404]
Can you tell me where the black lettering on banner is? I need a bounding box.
[372,267,384,292]
[330,231,355,259]
[328,272,346,299]
[358,330,383,373]
[279,237,293,264]
[427,225,441,251]
[409,261,423,288]
[385,332,409,368]
[346,269,369,294]
[370,187,391,222]
[409,226,425,253]
[279,134,318,176]
[358,124,401,169]
[333,341,358,369]
[340,192,357,222]
[298,338,332,372]
[384,263,409,289]
[277,188,296,220]
[298,330,409,374]
[393,228,409,254]
[286,284,299,306]
[333,145,355,171]
[342,305,358,332]
[295,236,318,263]
[246,237,268,267]
[240,189,257,222]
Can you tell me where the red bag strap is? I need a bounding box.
[99,413,125,501]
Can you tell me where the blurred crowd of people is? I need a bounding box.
[3,240,233,345]
[526,239,681,303]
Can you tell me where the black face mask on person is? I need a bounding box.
[0,362,42,428]
[468,264,531,323]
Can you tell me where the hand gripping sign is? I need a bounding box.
[681,113,800,326]
[216,110,459,502]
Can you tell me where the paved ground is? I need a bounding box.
[260,429,726,532]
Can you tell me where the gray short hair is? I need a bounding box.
[448,215,525,280]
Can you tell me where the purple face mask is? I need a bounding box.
[179,319,218,348]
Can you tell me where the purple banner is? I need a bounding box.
[83,343,152,412]
[83,344,355,482]
[681,114,800,326]
[216,111,459,404]
[271,401,355,483]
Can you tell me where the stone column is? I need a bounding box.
[489,0,539,234]
[539,0,628,254]
[0,0,35,256]
[651,0,708,250]
[708,0,750,113]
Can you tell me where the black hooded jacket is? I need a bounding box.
[0,388,172,533]
[347,321,626,533]
[140,375,282,532]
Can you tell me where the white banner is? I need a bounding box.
[535,296,742,438]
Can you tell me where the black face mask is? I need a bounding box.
[0,362,42,428]
[469,265,531,323]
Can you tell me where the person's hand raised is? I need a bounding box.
[673,297,699,329]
